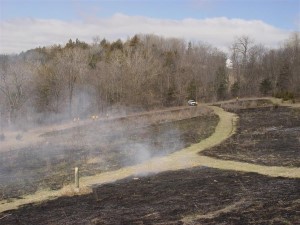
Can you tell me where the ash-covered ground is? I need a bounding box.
[202,106,300,167]
[1,100,299,225]
[1,167,299,225]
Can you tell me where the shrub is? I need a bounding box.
[273,103,279,109]
[231,82,240,98]
[259,78,272,95]
[274,91,294,101]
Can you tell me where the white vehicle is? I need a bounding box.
[188,100,198,106]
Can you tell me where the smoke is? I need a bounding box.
[119,125,184,168]
[0,85,213,200]
[126,143,152,164]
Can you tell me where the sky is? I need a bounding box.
[0,0,299,54]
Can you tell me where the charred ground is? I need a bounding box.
[202,105,300,167]
[1,99,299,225]
[1,167,299,225]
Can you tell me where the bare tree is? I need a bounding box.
[56,48,88,117]
[230,36,254,82]
[284,32,300,95]
[34,62,64,114]
[0,56,33,125]
[1,33,299,122]
[230,35,261,96]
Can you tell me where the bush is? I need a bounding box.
[273,103,279,109]
[259,78,272,95]
[231,82,240,98]
[274,91,294,101]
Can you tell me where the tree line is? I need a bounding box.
[0,33,299,127]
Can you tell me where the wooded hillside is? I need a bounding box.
[0,33,299,127]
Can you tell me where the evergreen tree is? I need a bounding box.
[231,81,240,97]
[187,80,197,100]
[129,35,140,47]
[165,86,177,106]
[259,78,272,95]
[214,66,228,100]
[277,61,291,93]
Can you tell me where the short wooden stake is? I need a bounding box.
[75,167,79,191]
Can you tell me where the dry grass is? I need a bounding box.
[86,157,104,164]
[60,185,91,196]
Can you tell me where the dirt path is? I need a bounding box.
[1,100,299,213]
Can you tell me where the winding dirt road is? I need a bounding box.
[1,102,299,213]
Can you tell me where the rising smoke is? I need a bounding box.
[0,87,214,200]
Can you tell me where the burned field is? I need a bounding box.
[201,106,300,167]
[1,100,299,224]
[0,109,218,201]
[1,167,299,225]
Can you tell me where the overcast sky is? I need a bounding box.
[0,0,299,54]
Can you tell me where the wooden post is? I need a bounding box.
[75,167,79,191]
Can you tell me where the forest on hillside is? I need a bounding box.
[0,33,299,128]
